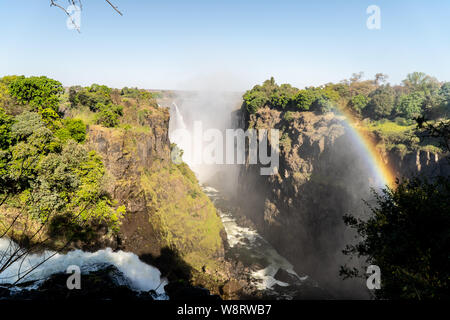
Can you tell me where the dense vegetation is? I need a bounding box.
[244,72,449,120]
[339,103,450,299]
[244,74,450,300]
[0,75,143,248]
[341,176,450,299]
[243,73,450,154]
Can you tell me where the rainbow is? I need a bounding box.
[336,108,396,189]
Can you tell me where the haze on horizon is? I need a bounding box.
[1,0,450,91]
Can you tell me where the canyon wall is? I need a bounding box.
[383,147,450,180]
[85,106,235,296]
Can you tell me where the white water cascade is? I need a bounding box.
[0,238,168,298]
[169,102,194,168]
[168,96,316,297]
[172,102,187,131]
[203,186,309,293]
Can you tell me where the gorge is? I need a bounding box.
[1,75,449,300]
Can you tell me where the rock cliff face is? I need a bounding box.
[383,147,450,179]
[236,107,450,297]
[86,114,171,256]
[237,108,383,297]
[85,107,231,295]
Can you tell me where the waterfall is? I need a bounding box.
[0,238,168,298]
[172,102,187,131]
[169,102,193,167]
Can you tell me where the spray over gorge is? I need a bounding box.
[2,2,450,308]
[165,86,398,298]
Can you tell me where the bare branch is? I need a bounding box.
[104,0,123,16]
[50,0,81,33]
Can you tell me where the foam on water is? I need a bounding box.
[0,239,167,298]
[203,186,308,291]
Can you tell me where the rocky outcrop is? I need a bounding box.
[237,108,379,298]
[0,265,156,301]
[383,147,450,179]
[86,122,171,257]
[85,107,231,296]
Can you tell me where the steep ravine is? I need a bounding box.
[85,107,236,298]
[235,106,450,298]
[236,107,380,298]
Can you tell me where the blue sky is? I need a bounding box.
[1,0,450,91]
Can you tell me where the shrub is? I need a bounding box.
[293,89,317,111]
[95,104,123,128]
[243,89,269,114]
[342,177,450,299]
[0,107,13,149]
[8,76,63,113]
[64,118,87,142]
[283,111,295,121]
[394,117,412,126]
[395,92,425,120]
[348,94,369,114]
[69,84,112,111]
[365,85,396,119]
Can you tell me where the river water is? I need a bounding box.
[203,185,326,299]
[0,238,168,299]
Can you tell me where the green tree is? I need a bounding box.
[293,89,317,111]
[243,85,271,114]
[8,76,63,113]
[341,178,450,299]
[0,108,13,149]
[69,84,112,111]
[348,94,369,114]
[365,85,396,119]
[395,92,425,119]
[438,82,450,116]
[95,103,123,128]
[64,119,87,143]
[402,72,441,114]
[270,84,297,109]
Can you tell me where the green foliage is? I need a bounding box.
[293,89,317,111]
[402,72,440,95]
[398,94,423,117]
[95,103,124,128]
[0,108,13,149]
[270,84,297,109]
[439,82,450,103]
[54,119,87,145]
[243,87,270,114]
[348,94,369,114]
[8,76,63,113]
[63,118,87,142]
[120,87,155,102]
[69,84,112,111]
[243,78,339,114]
[10,111,46,142]
[342,178,450,299]
[395,92,425,119]
[1,110,123,239]
[283,111,295,121]
[0,76,21,114]
[394,117,412,126]
[243,78,299,113]
[140,160,224,272]
[438,83,450,117]
[365,85,396,119]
